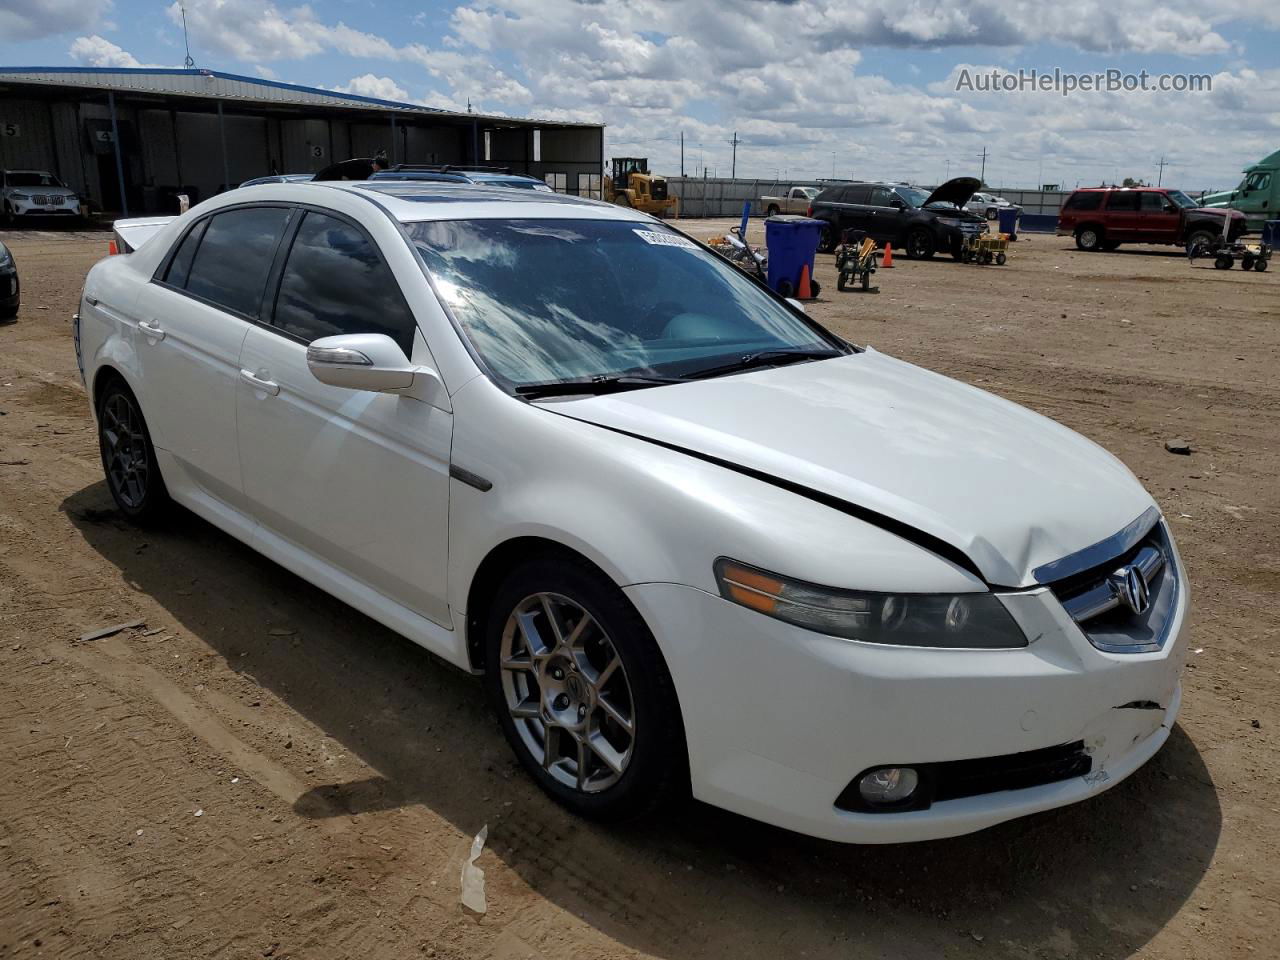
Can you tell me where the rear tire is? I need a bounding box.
[837,273,849,292]
[766,204,780,217]
[777,279,795,298]
[96,377,170,524]
[483,553,687,822]
[1256,259,1269,272]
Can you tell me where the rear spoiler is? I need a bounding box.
[110,216,176,255]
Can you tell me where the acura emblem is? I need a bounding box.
[1111,564,1151,616]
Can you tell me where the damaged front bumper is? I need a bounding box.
[624,548,1188,844]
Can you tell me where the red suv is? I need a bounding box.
[1058,187,1246,252]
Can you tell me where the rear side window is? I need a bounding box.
[1064,192,1104,211]
[1105,191,1140,212]
[814,187,842,203]
[270,211,418,356]
[163,220,206,288]
[840,185,871,204]
[185,207,290,318]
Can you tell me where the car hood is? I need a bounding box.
[8,184,75,196]
[924,176,982,209]
[553,350,1154,588]
[1190,205,1245,220]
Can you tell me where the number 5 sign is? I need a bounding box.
[1,123,19,138]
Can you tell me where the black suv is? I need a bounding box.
[809,177,987,259]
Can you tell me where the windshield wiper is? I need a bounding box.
[515,375,686,400]
[687,349,842,380]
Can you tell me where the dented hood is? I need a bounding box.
[555,350,1155,588]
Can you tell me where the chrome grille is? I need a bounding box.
[1042,512,1179,655]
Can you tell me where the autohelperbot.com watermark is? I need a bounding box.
[955,67,1212,96]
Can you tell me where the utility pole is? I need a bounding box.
[978,147,988,185]
[831,152,836,180]
[727,131,741,180]
[680,131,684,178]
[1156,156,1169,186]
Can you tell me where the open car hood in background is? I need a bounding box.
[924,176,982,209]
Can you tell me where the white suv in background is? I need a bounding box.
[2,169,82,221]
[74,180,1188,843]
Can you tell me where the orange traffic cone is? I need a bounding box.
[881,243,894,268]
[797,263,813,299]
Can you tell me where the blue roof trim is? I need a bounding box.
[0,66,443,114]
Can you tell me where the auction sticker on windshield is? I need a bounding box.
[633,229,699,249]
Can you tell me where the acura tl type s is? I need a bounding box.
[75,181,1188,843]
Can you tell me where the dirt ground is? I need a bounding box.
[0,219,1277,960]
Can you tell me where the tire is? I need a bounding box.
[96,377,170,524]
[1185,229,1217,255]
[766,205,780,217]
[809,279,821,298]
[837,273,848,292]
[483,553,687,821]
[1075,226,1103,251]
[1256,259,1269,272]
[777,279,795,298]
[1214,256,1233,270]
[861,270,871,290]
[904,228,935,260]
[995,252,1007,266]
[986,208,997,220]
[1242,257,1255,272]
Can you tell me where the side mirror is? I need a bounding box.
[306,333,441,401]
[786,297,806,313]
[889,199,906,210]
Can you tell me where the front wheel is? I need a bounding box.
[837,273,849,292]
[97,378,170,524]
[1075,227,1103,251]
[484,555,687,821]
[904,228,935,260]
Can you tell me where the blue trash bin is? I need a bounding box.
[1263,219,1280,248]
[765,216,825,298]
[997,207,1020,240]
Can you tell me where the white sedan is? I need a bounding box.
[75,181,1187,843]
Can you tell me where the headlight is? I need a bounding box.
[714,559,1027,649]
[10,192,30,201]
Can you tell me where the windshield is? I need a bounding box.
[7,172,64,188]
[894,186,930,208]
[407,218,844,389]
[1165,190,1197,209]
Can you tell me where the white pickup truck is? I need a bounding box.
[761,186,818,216]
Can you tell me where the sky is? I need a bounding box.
[2,0,1278,191]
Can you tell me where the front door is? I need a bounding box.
[234,208,453,626]
[1138,191,1181,244]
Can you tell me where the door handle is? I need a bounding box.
[239,369,281,396]
[138,319,165,341]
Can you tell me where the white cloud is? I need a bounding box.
[334,73,409,102]
[68,34,147,68]
[0,0,112,42]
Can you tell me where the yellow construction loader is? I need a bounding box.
[604,158,679,217]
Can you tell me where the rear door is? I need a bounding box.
[1102,190,1141,240]
[234,207,453,626]
[1138,191,1181,244]
[134,205,292,507]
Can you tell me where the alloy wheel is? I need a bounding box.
[100,393,149,508]
[499,592,636,793]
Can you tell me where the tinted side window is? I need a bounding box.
[163,220,206,288]
[1140,192,1168,211]
[1105,191,1140,211]
[841,185,871,204]
[1064,192,1103,211]
[867,187,894,207]
[270,211,417,356]
[186,207,290,318]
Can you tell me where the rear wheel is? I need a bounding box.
[766,204,780,217]
[1075,227,1103,251]
[995,252,1007,266]
[96,378,169,524]
[1256,259,1269,272]
[904,228,935,260]
[484,555,687,821]
[837,273,849,291]
[1214,255,1233,270]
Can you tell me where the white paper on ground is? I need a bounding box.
[460,825,488,914]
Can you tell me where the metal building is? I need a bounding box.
[0,67,605,216]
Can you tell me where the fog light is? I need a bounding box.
[858,767,919,805]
